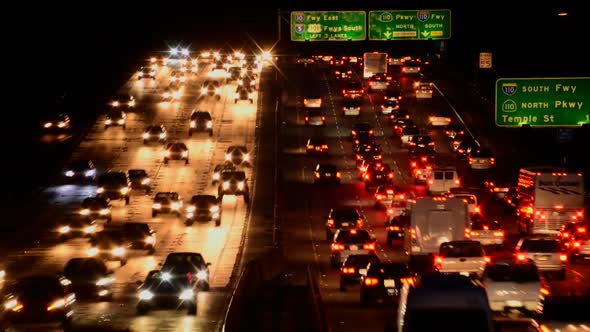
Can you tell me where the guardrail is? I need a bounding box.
[307,264,330,332]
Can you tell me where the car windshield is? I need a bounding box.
[332,209,360,220]
[405,309,490,332]
[335,230,372,243]
[520,240,561,253]
[344,254,380,267]
[353,123,371,131]
[98,173,126,185]
[345,82,363,90]
[65,259,107,276]
[440,242,484,257]
[192,195,218,205]
[14,277,63,300]
[67,161,90,170]
[221,172,246,181]
[318,164,337,172]
[484,263,539,282]
[384,100,398,107]
[368,263,411,277]
[170,144,187,151]
[307,109,323,117]
[122,223,149,235]
[155,193,178,201]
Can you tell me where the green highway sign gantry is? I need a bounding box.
[290,11,366,41]
[369,9,451,40]
[495,78,590,127]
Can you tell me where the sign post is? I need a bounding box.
[290,11,366,41]
[368,9,451,40]
[495,77,590,127]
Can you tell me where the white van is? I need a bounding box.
[427,167,460,195]
[397,273,494,332]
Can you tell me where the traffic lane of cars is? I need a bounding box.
[2,61,256,328]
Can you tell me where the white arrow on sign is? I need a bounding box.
[421,31,430,37]
[383,31,392,38]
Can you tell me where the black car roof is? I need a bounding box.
[191,111,211,119]
[352,122,372,130]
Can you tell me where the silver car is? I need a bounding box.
[515,237,567,280]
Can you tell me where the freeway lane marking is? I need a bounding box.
[432,83,480,148]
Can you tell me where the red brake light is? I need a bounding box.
[336,172,341,178]
[484,256,491,263]
[434,256,443,264]
[363,243,376,250]
[493,231,504,237]
[350,229,357,234]
[342,267,355,274]
[389,226,400,231]
[331,243,345,251]
[574,241,581,248]
[327,219,334,227]
[387,208,394,215]
[517,253,526,261]
[559,254,568,262]
[305,116,309,121]
[540,287,551,296]
[364,277,379,286]
[577,227,586,233]
[400,277,415,286]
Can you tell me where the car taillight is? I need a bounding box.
[365,174,370,180]
[331,243,345,251]
[577,227,586,233]
[369,130,374,135]
[305,116,309,121]
[573,241,581,248]
[321,145,328,149]
[493,231,504,237]
[559,254,568,262]
[321,116,326,121]
[387,208,394,215]
[455,179,461,185]
[364,243,375,250]
[364,278,379,286]
[434,256,443,264]
[428,180,433,184]
[484,256,491,263]
[469,158,473,164]
[314,172,320,178]
[540,287,551,296]
[376,194,384,200]
[389,226,400,231]
[470,231,480,236]
[490,158,495,164]
[400,277,415,285]
[336,172,341,178]
[327,219,334,227]
[517,253,526,261]
[474,207,480,213]
[341,267,355,274]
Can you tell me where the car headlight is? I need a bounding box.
[59,226,70,234]
[142,133,149,139]
[238,181,245,190]
[212,212,220,219]
[210,205,219,213]
[171,77,177,82]
[243,153,250,161]
[85,169,95,177]
[96,277,115,286]
[206,121,213,128]
[181,151,188,158]
[105,119,112,125]
[186,206,196,213]
[163,92,170,98]
[117,119,125,125]
[47,299,66,311]
[196,270,208,280]
[97,187,105,194]
[225,153,231,161]
[190,120,196,128]
[179,289,194,300]
[171,202,181,210]
[145,236,155,244]
[129,100,135,107]
[120,187,129,194]
[161,272,172,281]
[159,133,166,139]
[4,299,20,311]
[141,178,150,185]
[80,209,90,216]
[213,172,220,180]
[112,101,120,107]
[223,182,230,189]
[215,88,221,95]
[249,93,255,99]
[201,87,207,94]
[65,170,74,177]
[238,79,243,85]
[152,203,162,209]
[138,72,143,77]
[84,225,96,234]
[57,122,66,128]
[87,247,98,256]
[139,290,154,301]
[112,247,126,256]
[99,209,110,215]
[173,91,182,99]
[164,151,170,157]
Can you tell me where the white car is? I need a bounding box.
[400,126,419,147]
[468,218,505,246]
[380,99,399,114]
[515,237,567,280]
[434,240,489,279]
[342,99,361,116]
[468,147,496,169]
[483,258,548,316]
[415,82,433,99]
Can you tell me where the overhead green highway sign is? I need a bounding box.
[368,9,451,40]
[495,78,590,127]
[291,11,366,41]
